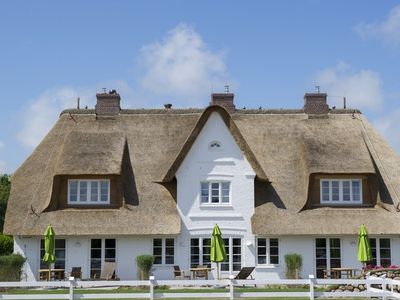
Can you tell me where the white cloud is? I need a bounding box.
[374,108,400,153]
[140,23,229,104]
[16,80,137,149]
[314,62,383,111]
[17,87,96,148]
[355,5,400,47]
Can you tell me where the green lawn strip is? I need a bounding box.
[2,286,319,294]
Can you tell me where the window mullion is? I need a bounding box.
[98,180,101,202]
[339,181,342,203]
[77,181,81,202]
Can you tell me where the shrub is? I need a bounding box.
[0,235,13,255]
[0,254,26,281]
[136,255,154,280]
[284,253,303,279]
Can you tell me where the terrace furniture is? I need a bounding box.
[234,267,255,280]
[39,269,65,281]
[173,265,191,279]
[93,262,119,280]
[190,265,213,280]
[67,267,82,279]
[329,267,360,279]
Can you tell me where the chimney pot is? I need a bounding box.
[95,90,121,116]
[210,93,236,114]
[304,93,329,115]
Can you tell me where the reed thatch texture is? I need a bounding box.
[3,106,400,236]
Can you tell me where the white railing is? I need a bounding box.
[0,275,399,299]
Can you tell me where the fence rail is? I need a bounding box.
[1,275,399,299]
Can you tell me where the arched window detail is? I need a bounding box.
[209,141,222,150]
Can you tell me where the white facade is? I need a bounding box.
[14,112,400,281]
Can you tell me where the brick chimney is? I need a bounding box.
[210,93,236,114]
[304,93,329,115]
[95,90,121,116]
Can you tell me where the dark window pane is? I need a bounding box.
[105,239,116,248]
[270,247,279,255]
[153,239,162,247]
[191,239,199,246]
[316,238,326,248]
[154,257,162,264]
[258,257,266,264]
[91,239,101,248]
[166,239,174,247]
[270,256,279,264]
[55,239,65,248]
[380,239,390,248]
[165,256,174,264]
[257,238,266,247]
[330,238,340,248]
[91,249,101,258]
[105,249,115,259]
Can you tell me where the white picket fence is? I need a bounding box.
[1,275,400,299]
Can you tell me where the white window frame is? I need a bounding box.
[320,179,362,204]
[89,238,117,278]
[152,238,175,266]
[190,237,242,273]
[200,181,231,205]
[369,237,391,267]
[256,237,279,266]
[68,179,110,204]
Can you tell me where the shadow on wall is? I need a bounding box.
[255,179,286,209]
[122,141,139,206]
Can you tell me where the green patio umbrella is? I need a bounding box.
[357,224,372,267]
[211,224,227,280]
[43,225,56,280]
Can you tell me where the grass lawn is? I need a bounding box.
[0,286,360,300]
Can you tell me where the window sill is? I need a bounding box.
[313,204,373,208]
[200,204,232,208]
[256,265,279,269]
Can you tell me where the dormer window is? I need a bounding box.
[208,141,222,151]
[320,179,362,204]
[68,179,110,204]
[200,181,230,204]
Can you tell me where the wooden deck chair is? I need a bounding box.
[69,267,82,279]
[234,267,255,280]
[173,266,191,279]
[94,262,118,280]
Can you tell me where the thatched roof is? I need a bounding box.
[3,105,400,236]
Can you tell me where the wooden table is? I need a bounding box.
[189,267,213,280]
[329,268,360,279]
[39,269,65,281]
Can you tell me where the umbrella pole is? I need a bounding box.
[217,262,219,280]
[48,264,51,281]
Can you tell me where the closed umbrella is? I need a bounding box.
[43,225,56,280]
[211,224,227,280]
[357,224,372,267]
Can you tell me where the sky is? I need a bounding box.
[0,0,399,173]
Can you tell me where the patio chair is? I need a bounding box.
[234,266,255,280]
[68,267,82,279]
[173,265,191,279]
[93,262,119,280]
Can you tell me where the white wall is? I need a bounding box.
[175,112,256,278]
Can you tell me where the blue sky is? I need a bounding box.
[1,0,400,173]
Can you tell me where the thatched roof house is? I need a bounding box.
[4,91,400,236]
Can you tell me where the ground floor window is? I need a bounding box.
[257,238,279,265]
[315,238,341,278]
[90,238,116,278]
[369,238,391,267]
[153,238,175,265]
[190,237,242,272]
[40,239,66,270]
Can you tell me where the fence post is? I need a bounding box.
[149,276,155,300]
[308,274,315,300]
[68,276,75,300]
[366,274,371,292]
[229,274,235,300]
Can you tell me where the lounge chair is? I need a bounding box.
[173,265,191,279]
[93,262,119,280]
[234,266,255,279]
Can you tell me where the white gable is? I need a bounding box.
[175,112,256,236]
